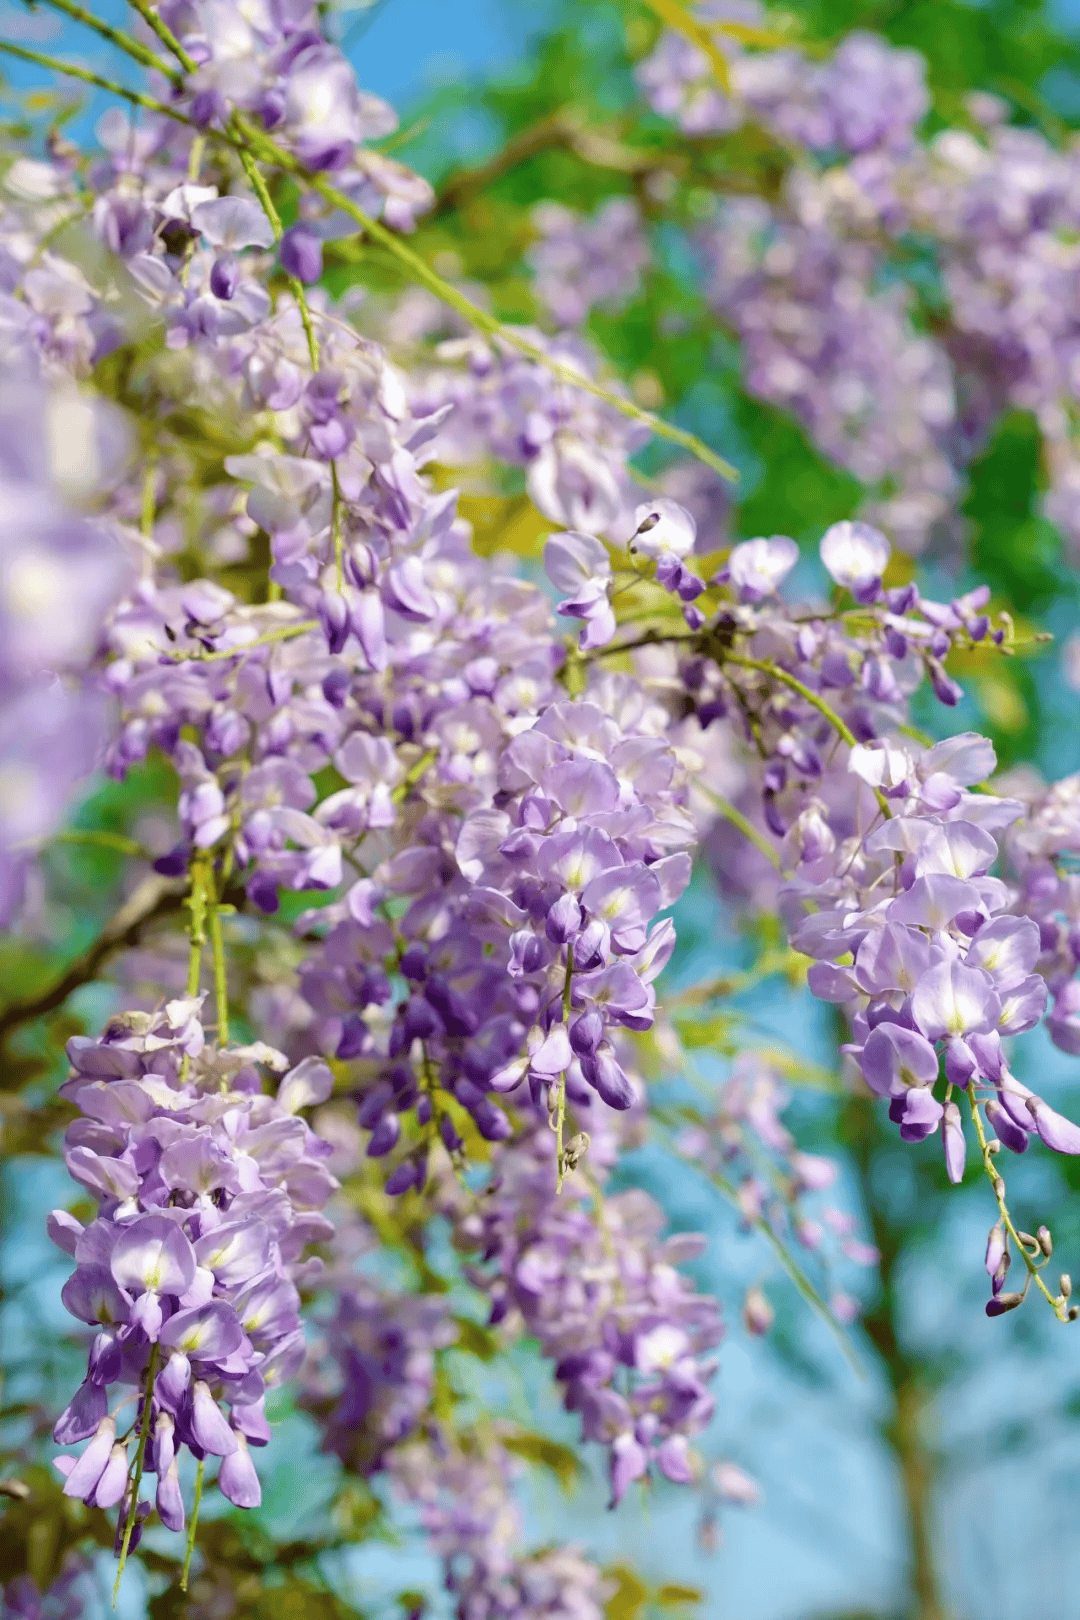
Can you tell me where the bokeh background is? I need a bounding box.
[5,2,1080,1617]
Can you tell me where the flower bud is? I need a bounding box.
[742,1286,773,1337]
[210,253,239,300]
[984,1223,1005,1276]
[280,224,322,284]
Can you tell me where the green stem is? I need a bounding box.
[123,0,198,73]
[583,627,701,662]
[186,854,210,1005]
[391,747,438,804]
[180,1458,204,1592]
[0,38,182,115]
[112,1342,159,1607]
[231,138,321,368]
[640,0,733,90]
[555,944,574,1192]
[208,900,229,1045]
[141,460,157,538]
[330,461,344,589]
[39,0,180,82]
[966,1086,1064,1317]
[724,652,892,817]
[696,784,782,870]
[54,829,150,860]
[307,182,738,481]
[0,38,737,486]
[702,1160,863,1373]
[160,620,319,663]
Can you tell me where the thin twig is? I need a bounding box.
[0,875,185,1046]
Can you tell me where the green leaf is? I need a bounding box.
[503,1431,584,1492]
[655,1584,704,1607]
[452,1315,501,1361]
[605,1565,650,1620]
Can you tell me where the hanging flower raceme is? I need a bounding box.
[50,999,337,1530]
[453,1119,722,1506]
[390,1426,613,1620]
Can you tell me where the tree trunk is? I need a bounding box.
[844,1094,948,1620]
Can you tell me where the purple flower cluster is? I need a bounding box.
[1004,773,1080,1056]
[0,364,129,919]
[637,8,928,153]
[697,196,960,554]
[304,1281,455,1474]
[50,1000,336,1527]
[632,13,1080,554]
[0,1552,95,1620]
[390,1428,612,1620]
[408,326,649,537]
[455,1120,722,1506]
[8,0,1080,1601]
[528,197,649,329]
[675,1053,878,1323]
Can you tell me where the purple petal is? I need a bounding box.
[859,1023,939,1097]
[188,1381,238,1456]
[160,1302,245,1361]
[61,1264,131,1328]
[110,1215,197,1298]
[91,1445,129,1509]
[1026,1096,1080,1155]
[218,1433,262,1508]
[657,1434,694,1484]
[156,1458,185,1531]
[942,1100,967,1183]
[911,961,1000,1041]
[61,1417,116,1500]
[609,1431,648,1507]
[53,1379,107,1445]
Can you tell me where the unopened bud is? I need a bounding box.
[992,1175,1006,1200]
[986,1138,1001,1155]
[1070,1305,1080,1321]
[1018,1230,1038,1252]
[1062,1274,1073,1299]
[1037,1225,1053,1257]
[742,1286,774,1337]
[986,1290,1024,1316]
[992,1250,1011,1295]
[984,1223,1005,1277]
[562,1132,590,1172]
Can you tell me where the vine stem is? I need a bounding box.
[231,138,322,370]
[112,1342,160,1606]
[54,829,150,860]
[696,783,782,870]
[7,24,737,484]
[186,857,210,998]
[180,1459,204,1592]
[0,37,176,114]
[209,894,229,1045]
[391,747,438,804]
[554,944,575,1192]
[966,1086,1065,1317]
[42,0,180,81]
[723,653,893,818]
[160,621,319,664]
[124,0,197,73]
